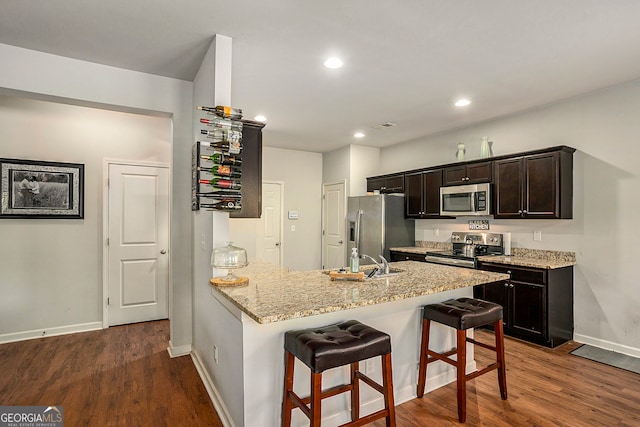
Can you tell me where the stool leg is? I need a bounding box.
[310,371,322,427]
[456,329,467,423]
[281,351,295,427]
[494,319,508,400]
[350,361,360,421]
[416,318,431,398]
[381,353,397,427]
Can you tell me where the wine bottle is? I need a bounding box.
[200,153,242,166]
[200,117,243,131]
[199,178,242,189]
[198,165,242,178]
[197,190,242,200]
[196,140,241,153]
[200,200,242,210]
[197,105,243,120]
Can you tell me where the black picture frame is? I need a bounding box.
[0,158,84,219]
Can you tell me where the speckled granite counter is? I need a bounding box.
[211,259,508,324]
[390,245,576,269]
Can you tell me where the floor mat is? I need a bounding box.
[570,344,640,375]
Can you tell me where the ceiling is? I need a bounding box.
[3,1,640,153]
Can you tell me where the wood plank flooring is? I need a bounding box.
[0,320,223,427]
[1,322,638,426]
[373,330,640,427]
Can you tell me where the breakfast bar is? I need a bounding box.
[205,260,508,427]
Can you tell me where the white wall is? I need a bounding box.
[263,147,323,270]
[0,95,171,336]
[349,145,380,196]
[0,43,194,348]
[379,79,640,355]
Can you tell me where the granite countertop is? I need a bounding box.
[390,245,576,269]
[210,259,508,324]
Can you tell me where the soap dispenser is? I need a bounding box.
[350,247,360,273]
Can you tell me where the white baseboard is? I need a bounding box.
[167,341,192,358]
[574,334,640,358]
[0,322,103,344]
[191,350,235,427]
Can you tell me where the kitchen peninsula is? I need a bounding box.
[203,260,508,427]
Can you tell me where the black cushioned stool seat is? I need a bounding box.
[417,297,507,423]
[281,320,396,426]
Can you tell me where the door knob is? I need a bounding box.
[338,240,344,244]
[275,242,280,247]
[160,249,167,254]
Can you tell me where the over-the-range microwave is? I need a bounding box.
[440,182,490,216]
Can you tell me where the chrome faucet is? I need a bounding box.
[360,254,390,275]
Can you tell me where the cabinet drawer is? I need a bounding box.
[389,251,426,262]
[479,262,547,284]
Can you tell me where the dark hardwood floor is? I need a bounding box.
[0,320,223,427]
[373,330,640,427]
[1,322,638,426]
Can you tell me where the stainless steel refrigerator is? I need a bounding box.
[346,194,415,265]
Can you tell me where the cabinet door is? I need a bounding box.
[366,177,385,193]
[404,172,424,218]
[476,281,510,326]
[423,169,443,216]
[510,281,546,337]
[524,152,559,218]
[466,161,493,183]
[389,251,426,262]
[443,166,467,185]
[494,157,523,218]
[382,175,404,193]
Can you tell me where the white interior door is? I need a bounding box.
[257,181,283,265]
[107,163,169,326]
[322,181,346,269]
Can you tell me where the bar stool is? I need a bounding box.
[282,320,396,427]
[416,297,507,423]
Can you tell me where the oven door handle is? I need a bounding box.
[424,255,476,268]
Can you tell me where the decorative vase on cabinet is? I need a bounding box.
[480,136,492,158]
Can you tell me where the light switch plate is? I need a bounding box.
[534,230,542,241]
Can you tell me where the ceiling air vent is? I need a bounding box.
[372,122,396,129]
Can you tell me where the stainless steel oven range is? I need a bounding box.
[424,232,504,269]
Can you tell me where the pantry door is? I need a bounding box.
[257,181,283,266]
[107,163,170,326]
[322,181,346,269]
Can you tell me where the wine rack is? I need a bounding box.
[192,106,245,212]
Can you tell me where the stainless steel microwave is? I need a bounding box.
[440,183,491,216]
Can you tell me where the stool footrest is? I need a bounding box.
[355,371,384,395]
[288,390,311,418]
[467,337,497,352]
[338,408,390,427]
[425,348,459,368]
[466,361,501,381]
[300,383,353,405]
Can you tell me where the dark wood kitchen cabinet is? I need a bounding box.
[366,173,405,193]
[475,261,574,348]
[404,169,446,218]
[493,147,574,219]
[230,121,264,218]
[389,250,427,262]
[443,161,492,186]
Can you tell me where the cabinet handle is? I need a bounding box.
[522,210,528,214]
[507,270,511,275]
[517,210,523,214]
[509,284,514,288]
[504,283,509,287]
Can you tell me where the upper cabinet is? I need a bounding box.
[230,121,264,218]
[443,161,493,186]
[493,147,574,219]
[366,173,405,193]
[405,169,446,218]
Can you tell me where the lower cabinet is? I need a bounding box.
[475,262,574,348]
[389,250,426,262]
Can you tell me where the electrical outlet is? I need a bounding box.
[434,228,439,237]
[213,345,219,364]
[201,233,206,251]
[533,230,542,241]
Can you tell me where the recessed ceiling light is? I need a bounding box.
[254,115,267,122]
[354,132,365,138]
[324,57,343,69]
[455,98,471,107]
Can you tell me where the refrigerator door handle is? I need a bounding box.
[355,209,363,250]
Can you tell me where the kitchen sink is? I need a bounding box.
[362,267,403,280]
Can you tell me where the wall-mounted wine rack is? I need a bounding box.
[192,106,245,212]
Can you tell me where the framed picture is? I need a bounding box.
[0,158,84,219]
